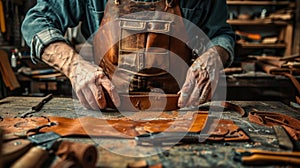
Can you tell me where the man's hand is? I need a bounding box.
[178,46,227,108]
[69,58,120,110]
[42,42,120,110]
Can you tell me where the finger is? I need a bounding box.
[76,90,93,110]
[81,85,101,110]
[98,76,120,107]
[88,81,107,109]
[178,70,196,108]
[198,81,212,105]
[185,70,208,106]
[186,82,207,107]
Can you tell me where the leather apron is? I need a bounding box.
[93,0,192,94]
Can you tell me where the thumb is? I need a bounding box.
[97,75,120,108]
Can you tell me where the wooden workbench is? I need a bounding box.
[1,96,300,167]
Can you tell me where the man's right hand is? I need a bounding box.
[42,42,120,110]
[69,58,120,110]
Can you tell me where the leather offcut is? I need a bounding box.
[54,141,98,168]
[248,110,300,141]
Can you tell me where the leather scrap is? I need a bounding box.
[248,110,300,141]
[206,119,249,142]
[54,140,98,168]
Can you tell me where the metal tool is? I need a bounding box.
[135,132,202,146]
[234,149,300,166]
[135,129,244,146]
[273,125,294,150]
[18,94,53,118]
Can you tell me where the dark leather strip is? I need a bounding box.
[221,101,246,117]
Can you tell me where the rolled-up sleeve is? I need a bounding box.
[200,0,236,67]
[21,0,84,61]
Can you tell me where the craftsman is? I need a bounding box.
[21,0,235,110]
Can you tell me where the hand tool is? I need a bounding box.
[180,101,246,117]
[135,132,204,146]
[135,123,248,146]
[273,125,294,150]
[17,93,53,118]
[234,149,300,166]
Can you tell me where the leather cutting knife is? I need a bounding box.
[17,94,53,118]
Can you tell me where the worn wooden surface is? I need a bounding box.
[1,96,300,168]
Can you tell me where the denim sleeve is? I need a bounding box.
[21,0,84,61]
[201,0,235,67]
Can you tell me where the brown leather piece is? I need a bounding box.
[256,61,292,75]
[248,110,300,141]
[206,119,250,142]
[106,93,179,111]
[54,141,98,168]
[1,139,32,166]
[0,117,50,135]
[0,111,250,142]
[0,112,208,138]
[44,112,208,138]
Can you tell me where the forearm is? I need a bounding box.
[198,0,235,67]
[209,34,235,67]
[21,0,83,60]
[41,41,80,79]
[210,46,229,67]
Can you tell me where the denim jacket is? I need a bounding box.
[21,0,235,66]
